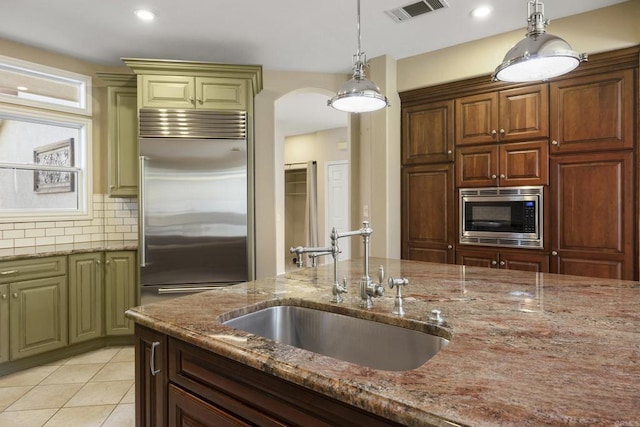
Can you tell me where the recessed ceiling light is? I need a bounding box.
[16,86,28,91]
[134,9,155,22]
[471,5,492,19]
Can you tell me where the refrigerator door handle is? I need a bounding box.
[139,156,148,267]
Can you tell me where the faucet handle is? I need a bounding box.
[388,277,408,316]
[378,265,385,283]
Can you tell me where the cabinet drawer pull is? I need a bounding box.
[0,270,18,276]
[150,341,161,376]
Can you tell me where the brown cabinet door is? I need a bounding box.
[456,144,499,187]
[499,140,548,186]
[498,84,548,142]
[402,164,455,264]
[402,100,454,164]
[168,384,251,427]
[550,70,634,153]
[499,251,549,273]
[455,92,498,145]
[135,324,168,427]
[550,151,634,280]
[456,248,497,268]
[457,247,549,272]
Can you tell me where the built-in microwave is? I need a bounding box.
[459,186,543,249]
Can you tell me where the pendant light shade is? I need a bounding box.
[328,0,389,113]
[492,0,587,82]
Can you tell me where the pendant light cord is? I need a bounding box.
[353,0,366,80]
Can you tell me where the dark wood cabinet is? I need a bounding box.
[550,151,634,280]
[402,100,454,164]
[135,324,167,427]
[456,247,549,273]
[456,140,548,187]
[549,69,634,153]
[401,47,638,280]
[455,84,548,145]
[402,164,456,263]
[134,328,406,427]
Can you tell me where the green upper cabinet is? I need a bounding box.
[98,73,139,198]
[140,75,248,111]
[69,253,104,344]
[122,58,262,113]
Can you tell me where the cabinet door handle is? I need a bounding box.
[150,341,161,376]
[1,294,6,300]
[447,245,453,249]
[491,129,497,137]
[499,173,506,179]
[0,270,18,276]
[491,260,497,266]
[491,174,497,179]
[12,293,18,299]
[551,251,558,256]
[447,150,453,155]
[197,98,203,104]
[499,129,505,135]
[551,140,559,146]
[500,260,506,266]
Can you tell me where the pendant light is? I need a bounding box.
[492,0,587,82]
[328,0,389,113]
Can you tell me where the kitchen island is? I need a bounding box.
[126,258,640,426]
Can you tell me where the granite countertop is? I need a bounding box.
[0,240,138,261]
[126,258,640,426]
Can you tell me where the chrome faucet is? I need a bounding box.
[331,220,385,309]
[289,240,346,303]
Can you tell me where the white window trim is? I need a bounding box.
[0,54,92,116]
[0,104,93,222]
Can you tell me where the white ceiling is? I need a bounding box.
[0,0,628,135]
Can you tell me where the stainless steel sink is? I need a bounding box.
[223,305,449,371]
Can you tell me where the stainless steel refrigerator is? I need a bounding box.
[138,109,250,304]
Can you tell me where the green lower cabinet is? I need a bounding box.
[69,253,104,344]
[105,251,136,335]
[0,284,9,363]
[10,276,68,360]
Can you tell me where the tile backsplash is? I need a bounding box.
[0,194,138,257]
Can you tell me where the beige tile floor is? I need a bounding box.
[0,346,135,426]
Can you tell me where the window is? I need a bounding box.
[0,54,91,115]
[0,57,92,222]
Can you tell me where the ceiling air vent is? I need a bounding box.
[386,0,449,23]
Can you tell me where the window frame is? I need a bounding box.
[0,103,93,222]
[0,54,92,116]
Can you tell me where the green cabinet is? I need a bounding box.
[0,256,68,360]
[69,253,103,344]
[0,284,8,363]
[139,75,248,110]
[105,251,136,335]
[10,276,68,360]
[98,73,138,198]
[107,85,138,197]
